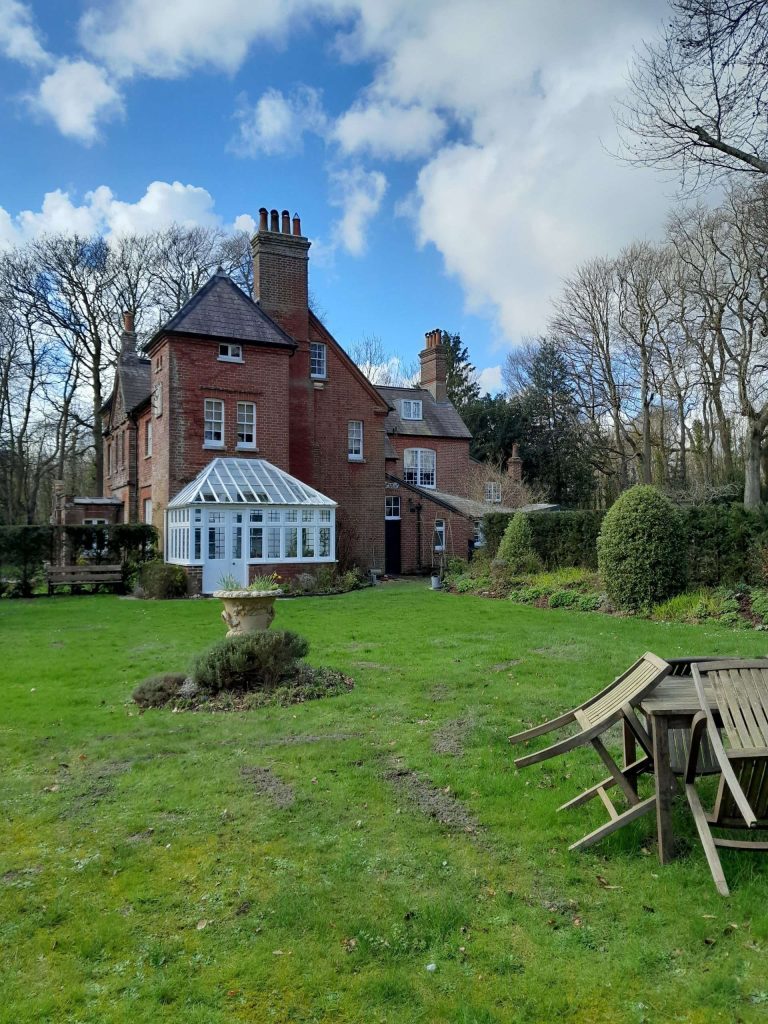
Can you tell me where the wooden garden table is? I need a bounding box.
[639,675,718,865]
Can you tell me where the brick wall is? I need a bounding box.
[387,434,475,497]
[394,490,474,574]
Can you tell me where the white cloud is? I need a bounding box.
[477,365,502,395]
[232,85,326,157]
[0,0,49,66]
[329,166,387,256]
[79,0,320,78]
[334,101,445,160]
[0,180,250,248]
[32,59,123,142]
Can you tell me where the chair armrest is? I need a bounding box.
[685,711,707,783]
[509,709,576,745]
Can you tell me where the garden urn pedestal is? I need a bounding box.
[213,590,283,636]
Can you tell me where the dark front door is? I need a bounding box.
[385,518,401,575]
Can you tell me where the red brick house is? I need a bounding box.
[94,207,532,592]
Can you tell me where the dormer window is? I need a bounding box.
[485,482,501,503]
[218,343,243,362]
[401,399,422,420]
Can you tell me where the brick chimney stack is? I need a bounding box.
[419,328,447,403]
[120,310,137,358]
[251,206,310,342]
[506,442,523,482]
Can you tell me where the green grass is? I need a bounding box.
[3,583,768,1023]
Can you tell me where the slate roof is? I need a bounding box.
[387,474,559,519]
[377,385,472,440]
[150,271,296,350]
[119,353,151,413]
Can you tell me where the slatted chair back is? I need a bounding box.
[699,662,768,825]
[685,661,768,895]
[579,652,670,728]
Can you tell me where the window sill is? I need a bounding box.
[144,454,152,460]
[218,357,244,363]
[347,455,364,463]
[236,444,258,452]
[203,443,224,450]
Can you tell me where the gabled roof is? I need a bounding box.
[168,458,337,507]
[386,473,559,519]
[377,385,472,440]
[149,271,296,351]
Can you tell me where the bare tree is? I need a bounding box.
[619,0,768,186]
[348,333,418,386]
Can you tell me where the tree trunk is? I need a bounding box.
[677,394,687,486]
[744,422,763,508]
[92,365,103,495]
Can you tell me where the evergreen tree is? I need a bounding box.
[440,331,480,412]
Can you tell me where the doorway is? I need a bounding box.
[201,510,248,593]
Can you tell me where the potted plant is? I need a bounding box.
[213,572,283,636]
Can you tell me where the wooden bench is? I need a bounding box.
[46,564,124,595]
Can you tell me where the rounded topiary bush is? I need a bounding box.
[192,630,310,694]
[597,485,686,611]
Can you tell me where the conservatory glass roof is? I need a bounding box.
[168,458,337,507]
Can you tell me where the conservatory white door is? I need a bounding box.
[202,510,248,593]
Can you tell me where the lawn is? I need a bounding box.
[2,582,768,1024]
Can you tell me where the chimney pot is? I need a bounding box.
[123,310,135,333]
[258,207,268,231]
[292,213,301,236]
[270,209,279,231]
[507,443,523,482]
[281,209,290,233]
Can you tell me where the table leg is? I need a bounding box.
[622,720,638,795]
[651,714,675,864]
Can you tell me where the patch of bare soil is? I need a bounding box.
[257,731,361,748]
[430,684,449,702]
[490,660,522,672]
[385,762,480,834]
[432,718,473,757]
[353,661,391,671]
[1,866,42,884]
[126,828,155,843]
[240,766,295,809]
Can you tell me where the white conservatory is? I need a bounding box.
[165,458,337,593]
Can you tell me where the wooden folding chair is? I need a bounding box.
[510,652,671,850]
[685,660,768,896]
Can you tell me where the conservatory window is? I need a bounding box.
[403,448,436,488]
[204,399,224,448]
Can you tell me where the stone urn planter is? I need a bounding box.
[213,589,283,637]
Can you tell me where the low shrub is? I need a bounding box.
[191,630,310,694]
[497,513,541,574]
[575,593,603,612]
[548,589,578,608]
[132,673,188,708]
[598,486,686,612]
[137,560,188,599]
[749,588,768,622]
[285,566,367,596]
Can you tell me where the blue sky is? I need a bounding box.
[0,0,676,391]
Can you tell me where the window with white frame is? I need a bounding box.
[237,402,256,449]
[485,481,501,503]
[473,520,485,547]
[145,419,152,458]
[117,431,124,467]
[403,448,436,488]
[385,496,401,519]
[107,442,113,476]
[348,420,363,460]
[400,399,422,420]
[152,382,163,417]
[204,399,224,447]
[143,498,153,524]
[310,341,327,378]
[218,342,243,362]
[434,519,446,551]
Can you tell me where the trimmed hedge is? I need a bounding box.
[598,486,686,611]
[482,510,604,568]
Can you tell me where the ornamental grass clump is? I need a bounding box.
[598,485,686,612]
